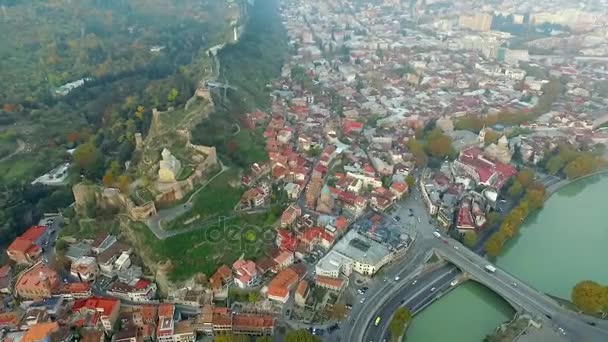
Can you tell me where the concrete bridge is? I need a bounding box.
[433,240,608,341]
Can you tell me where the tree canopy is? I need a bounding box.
[388,307,412,340]
[572,280,608,314]
[285,330,322,342]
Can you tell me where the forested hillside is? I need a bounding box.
[0,0,235,247]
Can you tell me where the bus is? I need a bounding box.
[374,316,382,326]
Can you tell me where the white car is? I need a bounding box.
[360,298,366,304]
[394,276,400,281]
[450,279,458,286]
[453,245,459,250]
[412,280,418,285]
[430,287,436,292]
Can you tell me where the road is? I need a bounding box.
[145,161,229,239]
[348,172,608,342]
[362,265,458,341]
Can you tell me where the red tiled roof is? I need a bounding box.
[20,226,47,242]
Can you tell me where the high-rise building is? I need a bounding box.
[459,13,493,32]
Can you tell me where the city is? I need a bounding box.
[1,0,608,342]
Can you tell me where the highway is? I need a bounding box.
[358,235,608,342]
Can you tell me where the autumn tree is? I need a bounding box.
[285,329,321,342]
[571,280,608,314]
[463,231,477,248]
[564,154,596,179]
[73,141,104,179]
[485,234,504,257]
[388,307,412,341]
[407,139,428,167]
[425,128,454,158]
[516,168,535,188]
[405,174,415,189]
[525,189,545,211]
[507,181,523,199]
[329,303,347,320]
[484,130,501,145]
[255,337,273,342]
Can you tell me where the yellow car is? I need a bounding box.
[374,316,382,326]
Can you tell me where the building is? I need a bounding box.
[0,265,12,294]
[107,279,157,303]
[280,204,301,228]
[15,262,60,300]
[158,148,182,182]
[72,297,120,332]
[173,321,196,342]
[315,230,393,277]
[315,276,346,292]
[273,251,294,271]
[21,322,59,342]
[267,268,299,303]
[209,265,233,293]
[294,280,309,307]
[70,257,99,282]
[6,226,47,264]
[157,304,175,342]
[458,13,493,31]
[232,260,258,288]
[232,314,275,336]
[53,282,92,300]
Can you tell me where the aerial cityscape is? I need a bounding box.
[0,0,608,341]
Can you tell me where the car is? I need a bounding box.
[412,280,418,285]
[545,314,552,320]
[374,317,381,326]
[557,327,566,335]
[430,287,436,292]
[360,298,366,304]
[453,245,459,250]
[328,324,340,333]
[510,282,517,287]
[400,299,405,304]
[345,304,353,310]
[394,276,400,281]
[417,218,421,223]
[395,216,401,221]
[450,279,458,286]
[588,322,596,326]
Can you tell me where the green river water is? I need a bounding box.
[407,175,608,341]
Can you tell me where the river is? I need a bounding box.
[407,175,608,341]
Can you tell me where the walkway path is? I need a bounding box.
[145,160,230,239]
[0,139,25,163]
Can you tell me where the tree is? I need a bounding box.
[499,221,517,239]
[487,212,500,226]
[213,334,249,342]
[564,154,596,179]
[329,303,347,320]
[545,155,565,175]
[167,88,179,103]
[388,307,412,340]
[463,231,477,248]
[408,139,428,167]
[256,337,273,342]
[507,181,523,199]
[484,130,501,145]
[516,168,535,188]
[572,280,608,314]
[525,189,545,211]
[485,234,504,257]
[405,174,415,189]
[285,330,321,342]
[73,141,104,179]
[248,292,259,303]
[425,129,453,158]
[117,175,130,194]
